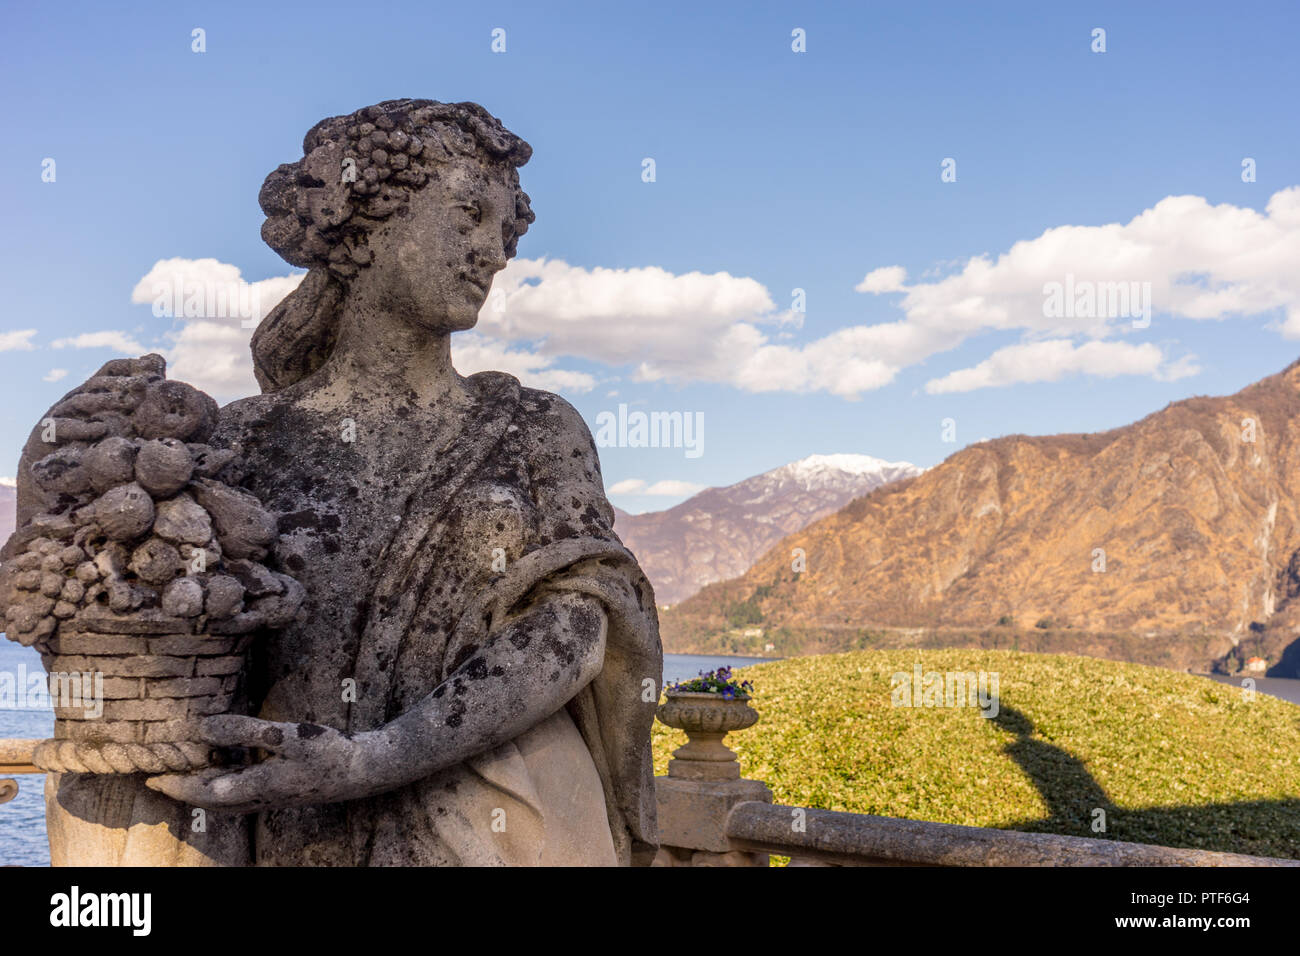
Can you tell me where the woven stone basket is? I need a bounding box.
[32,608,253,775]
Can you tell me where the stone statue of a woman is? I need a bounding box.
[11,99,662,866]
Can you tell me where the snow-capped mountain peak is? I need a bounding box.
[613,452,921,605]
[782,453,919,480]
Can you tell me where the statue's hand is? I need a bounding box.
[144,715,379,813]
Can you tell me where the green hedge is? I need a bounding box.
[652,649,1300,859]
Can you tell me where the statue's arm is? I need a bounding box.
[362,588,608,784]
[147,580,608,811]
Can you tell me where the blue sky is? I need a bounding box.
[3,0,1298,512]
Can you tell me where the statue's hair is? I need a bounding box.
[251,99,535,392]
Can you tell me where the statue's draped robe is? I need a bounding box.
[44,371,662,866]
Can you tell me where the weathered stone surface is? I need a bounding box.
[193,655,245,676]
[655,776,773,855]
[83,436,138,494]
[189,480,276,560]
[142,719,200,743]
[98,698,196,722]
[70,609,193,634]
[152,493,211,545]
[147,634,244,656]
[187,443,238,479]
[203,574,243,619]
[30,446,91,496]
[47,632,142,654]
[207,611,262,635]
[145,677,225,698]
[84,482,154,541]
[723,802,1300,868]
[129,537,182,586]
[133,379,218,443]
[223,558,283,597]
[55,719,144,744]
[100,677,145,700]
[160,577,204,618]
[249,575,304,628]
[53,655,193,678]
[134,439,194,497]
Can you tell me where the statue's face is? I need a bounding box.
[361,159,518,334]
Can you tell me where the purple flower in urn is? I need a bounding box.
[665,666,753,698]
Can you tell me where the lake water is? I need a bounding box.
[0,645,767,867]
[662,653,771,684]
[1198,671,1300,705]
[0,640,53,868]
[3,642,1294,868]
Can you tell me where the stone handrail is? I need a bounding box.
[0,739,42,806]
[724,801,1300,867]
[0,739,41,774]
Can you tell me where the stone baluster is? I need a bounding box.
[651,690,773,867]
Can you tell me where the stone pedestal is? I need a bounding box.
[651,689,772,867]
[653,776,773,866]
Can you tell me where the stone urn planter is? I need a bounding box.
[657,690,759,781]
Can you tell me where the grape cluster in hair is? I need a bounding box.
[258,99,536,279]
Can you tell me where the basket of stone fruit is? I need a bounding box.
[0,357,303,775]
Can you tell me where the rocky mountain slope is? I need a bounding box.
[613,454,921,605]
[663,360,1300,675]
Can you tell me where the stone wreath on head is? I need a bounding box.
[251,98,536,392]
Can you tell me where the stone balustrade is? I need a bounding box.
[650,693,1300,868]
[3,705,1298,866]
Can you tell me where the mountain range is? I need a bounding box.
[613,454,922,606]
[662,360,1300,676]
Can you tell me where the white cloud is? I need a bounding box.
[104,186,1300,407]
[52,331,148,353]
[450,333,596,393]
[606,478,705,497]
[856,265,908,294]
[130,257,304,325]
[481,258,792,363]
[644,479,706,496]
[924,340,1198,394]
[0,476,15,487]
[49,322,260,402]
[0,330,37,352]
[43,369,68,383]
[163,320,260,399]
[858,187,1300,391]
[480,258,895,398]
[608,478,647,495]
[123,258,306,400]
